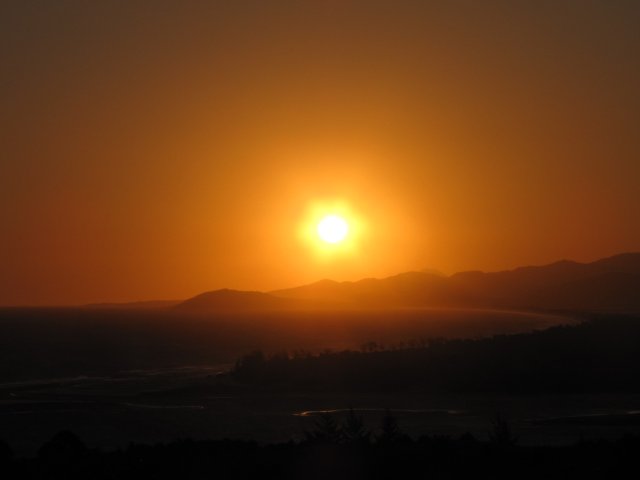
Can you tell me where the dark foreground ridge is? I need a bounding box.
[2,411,640,480]
[229,314,640,393]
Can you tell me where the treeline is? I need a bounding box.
[2,415,640,479]
[231,315,640,392]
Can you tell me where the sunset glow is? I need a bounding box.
[317,215,349,244]
[1,1,639,307]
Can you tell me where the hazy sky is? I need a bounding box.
[2,1,639,305]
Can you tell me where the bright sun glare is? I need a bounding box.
[317,215,349,244]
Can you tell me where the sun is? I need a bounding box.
[299,201,363,254]
[317,215,349,244]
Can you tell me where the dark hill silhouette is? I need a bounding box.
[173,289,315,312]
[449,253,640,311]
[270,279,350,304]
[527,272,640,311]
[229,315,640,393]
[449,260,596,302]
[593,252,640,272]
[271,272,475,307]
[272,253,640,312]
[172,253,640,314]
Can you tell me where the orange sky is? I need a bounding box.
[1,1,639,305]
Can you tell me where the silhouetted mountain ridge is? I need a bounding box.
[175,253,640,313]
[174,289,296,312]
[273,253,640,312]
[173,288,333,312]
[448,253,640,311]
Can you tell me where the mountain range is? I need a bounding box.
[171,253,640,314]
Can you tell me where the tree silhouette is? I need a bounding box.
[377,409,403,444]
[489,413,518,447]
[343,408,370,443]
[233,350,266,381]
[305,413,343,443]
[38,430,87,465]
[230,316,640,394]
